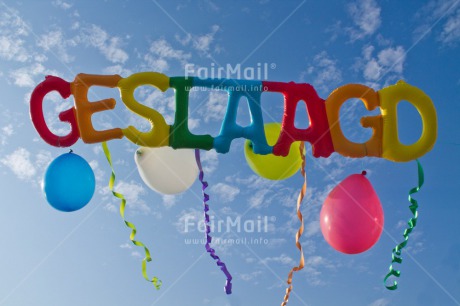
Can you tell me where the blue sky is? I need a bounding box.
[0,0,459,305]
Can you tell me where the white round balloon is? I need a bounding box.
[134,146,199,195]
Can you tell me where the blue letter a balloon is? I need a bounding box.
[43,151,95,212]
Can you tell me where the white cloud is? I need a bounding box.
[302,240,318,255]
[201,0,220,12]
[210,183,240,203]
[37,30,74,63]
[104,203,118,213]
[305,255,334,267]
[0,9,31,62]
[314,154,353,182]
[0,36,29,62]
[396,219,407,229]
[144,38,191,71]
[88,160,105,183]
[439,8,460,44]
[193,25,220,53]
[248,189,272,209]
[302,255,337,286]
[130,251,143,259]
[144,56,168,71]
[218,205,240,217]
[2,124,13,135]
[347,0,381,41]
[245,257,256,263]
[0,9,28,36]
[369,298,390,306]
[102,64,132,77]
[162,194,177,208]
[35,150,53,170]
[9,63,57,87]
[378,46,405,73]
[187,117,200,130]
[239,270,262,282]
[358,45,406,84]
[79,24,129,63]
[1,124,14,145]
[280,182,334,242]
[0,148,36,180]
[224,174,288,210]
[414,0,460,45]
[175,33,191,45]
[119,242,145,259]
[393,228,425,255]
[266,238,286,249]
[230,174,273,190]
[201,150,219,174]
[305,220,320,237]
[259,253,295,266]
[71,22,80,30]
[52,0,72,10]
[150,38,189,60]
[176,24,221,55]
[363,58,381,81]
[407,241,425,255]
[146,27,220,72]
[201,91,228,123]
[113,180,151,214]
[104,37,129,63]
[304,51,342,95]
[174,207,203,233]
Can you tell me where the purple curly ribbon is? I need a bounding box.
[195,149,232,294]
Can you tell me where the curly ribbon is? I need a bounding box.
[102,142,162,290]
[384,159,424,290]
[194,149,233,294]
[281,142,306,306]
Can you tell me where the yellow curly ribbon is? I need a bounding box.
[281,142,306,306]
[102,141,162,289]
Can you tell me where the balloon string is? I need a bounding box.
[194,149,233,294]
[384,159,424,290]
[102,142,162,290]
[281,142,306,306]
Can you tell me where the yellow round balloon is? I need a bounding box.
[244,122,303,180]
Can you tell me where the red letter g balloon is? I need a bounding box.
[30,75,80,147]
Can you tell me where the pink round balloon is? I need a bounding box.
[320,172,384,254]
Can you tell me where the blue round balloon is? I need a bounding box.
[43,152,95,212]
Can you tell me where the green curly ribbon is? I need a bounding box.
[384,159,424,290]
[102,142,162,290]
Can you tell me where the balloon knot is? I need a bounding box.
[69,149,73,153]
[361,170,367,176]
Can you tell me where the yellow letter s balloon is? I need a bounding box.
[119,72,170,147]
